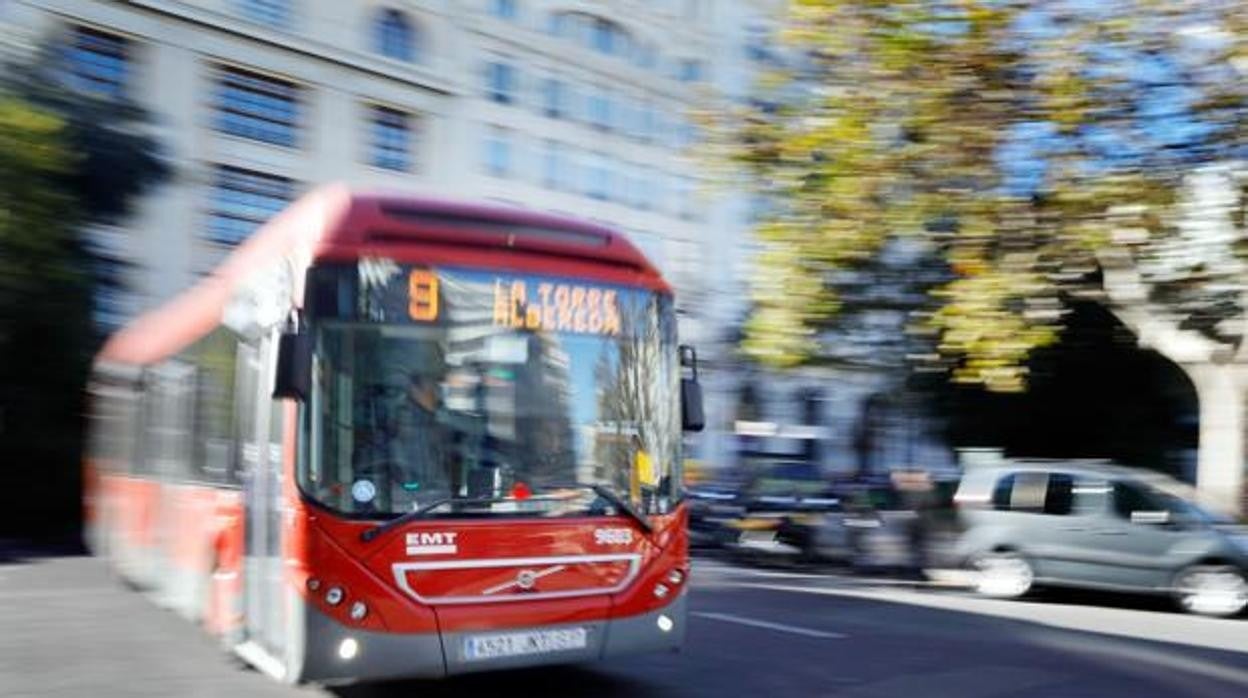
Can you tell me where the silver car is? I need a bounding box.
[953,462,1248,617]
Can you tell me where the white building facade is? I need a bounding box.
[4,0,770,349]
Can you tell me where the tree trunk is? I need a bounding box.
[1185,363,1247,517]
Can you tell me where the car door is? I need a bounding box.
[1002,471,1108,582]
[1083,479,1186,590]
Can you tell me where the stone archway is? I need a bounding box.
[941,302,1200,483]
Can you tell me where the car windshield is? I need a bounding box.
[298,262,680,518]
[1160,492,1235,525]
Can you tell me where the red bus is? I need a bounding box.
[84,187,705,684]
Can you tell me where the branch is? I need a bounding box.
[1097,249,1229,365]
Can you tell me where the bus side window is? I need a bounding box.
[192,329,241,485]
[135,370,159,478]
[87,379,139,474]
[141,362,196,481]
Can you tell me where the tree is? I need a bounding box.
[0,42,168,538]
[726,1,1247,513]
[0,97,91,539]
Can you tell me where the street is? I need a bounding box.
[1,551,1245,698]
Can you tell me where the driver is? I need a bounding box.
[390,358,454,497]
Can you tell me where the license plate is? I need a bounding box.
[463,627,588,661]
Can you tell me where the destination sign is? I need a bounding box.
[492,278,622,335]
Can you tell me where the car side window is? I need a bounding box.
[991,471,1075,515]
[1112,481,1163,520]
[1071,477,1111,515]
[991,474,1015,510]
[1043,474,1074,515]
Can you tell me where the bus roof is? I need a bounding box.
[98,186,668,366]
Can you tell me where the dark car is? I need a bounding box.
[719,462,850,563]
[687,479,747,549]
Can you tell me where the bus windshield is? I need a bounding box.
[299,261,681,519]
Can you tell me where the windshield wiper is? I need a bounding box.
[360,485,654,543]
[360,496,486,543]
[544,482,653,534]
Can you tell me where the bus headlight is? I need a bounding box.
[667,569,685,585]
[653,583,670,599]
[338,637,359,661]
[325,587,345,606]
[657,614,674,633]
[349,601,368,621]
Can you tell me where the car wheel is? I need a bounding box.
[972,551,1034,599]
[1173,565,1248,618]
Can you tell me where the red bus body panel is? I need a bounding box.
[87,189,688,681]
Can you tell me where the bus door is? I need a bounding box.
[237,335,287,660]
[148,361,195,606]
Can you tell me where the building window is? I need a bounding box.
[641,105,657,143]
[374,9,415,62]
[591,18,614,54]
[483,128,512,177]
[64,27,128,99]
[678,59,703,82]
[586,153,609,200]
[206,166,293,245]
[541,78,566,118]
[635,169,650,211]
[648,172,665,213]
[634,42,657,69]
[490,0,518,21]
[238,0,291,28]
[617,99,639,139]
[617,163,635,209]
[546,13,566,37]
[549,12,641,64]
[542,140,561,189]
[485,61,517,104]
[216,66,299,147]
[678,121,699,148]
[559,145,579,192]
[588,88,610,130]
[370,106,412,171]
[678,177,699,220]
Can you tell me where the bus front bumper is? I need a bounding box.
[296,592,688,684]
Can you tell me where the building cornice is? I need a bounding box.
[114,0,458,95]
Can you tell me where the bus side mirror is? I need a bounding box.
[680,345,705,433]
[273,327,311,401]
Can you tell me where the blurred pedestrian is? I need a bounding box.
[892,468,935,580]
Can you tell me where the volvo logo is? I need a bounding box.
[481,564,568,596]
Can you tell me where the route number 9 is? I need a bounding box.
[409,270,439,321]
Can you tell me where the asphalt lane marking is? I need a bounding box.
[693,560,834,581]
[692,611,847,639]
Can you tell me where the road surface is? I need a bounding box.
[1,550,1245,697]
